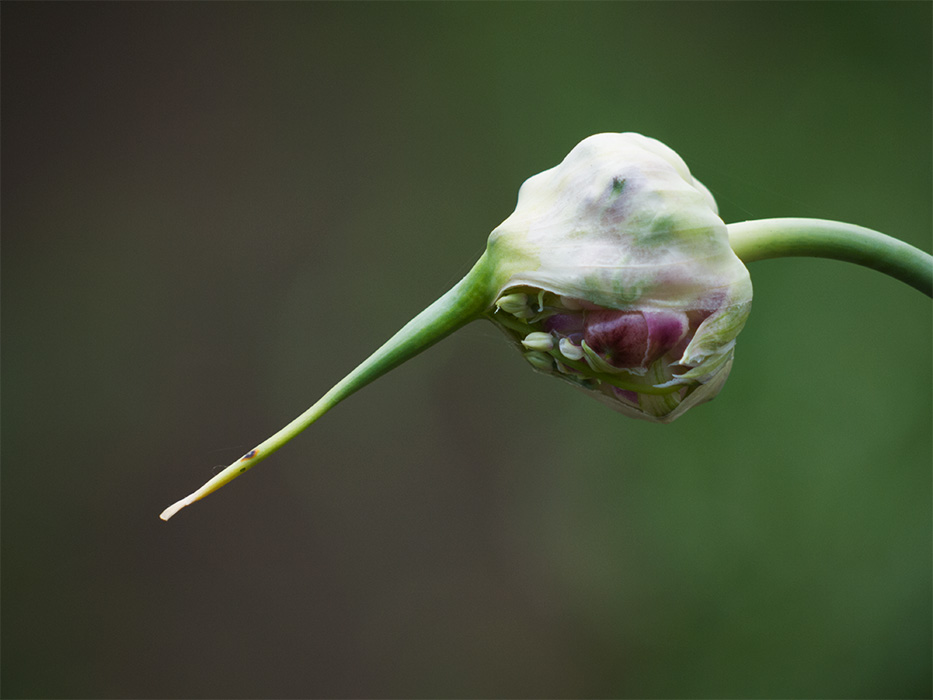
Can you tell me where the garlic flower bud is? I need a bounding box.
[485,133,752,422]
[160,132,753,519]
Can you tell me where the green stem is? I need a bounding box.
[727,218,933,297]
[160,253,498,521]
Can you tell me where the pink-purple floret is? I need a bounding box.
[544,301,714,372]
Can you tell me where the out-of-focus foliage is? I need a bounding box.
[2,3,930,697]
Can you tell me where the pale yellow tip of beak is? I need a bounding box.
[159,495,194,521]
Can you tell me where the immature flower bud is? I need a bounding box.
[495,293,533,317]
[484,133,752,422]
[521,331,555,352]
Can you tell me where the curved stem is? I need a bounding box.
[159,254,499,521]
[727,218,933,297]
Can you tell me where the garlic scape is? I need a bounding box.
[161,133,931,520]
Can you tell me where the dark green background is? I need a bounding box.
[3,3,930,698]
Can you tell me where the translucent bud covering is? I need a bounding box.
[484,133,753,422]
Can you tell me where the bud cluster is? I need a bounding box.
[491,287,741,421]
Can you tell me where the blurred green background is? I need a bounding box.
[2,3,930,698]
